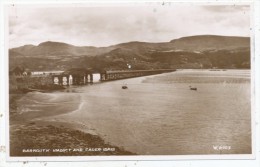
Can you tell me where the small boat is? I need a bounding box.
[189,86,197,91]
[122,83,128,89]
[122,85,128,89]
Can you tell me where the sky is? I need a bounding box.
[8,4,250,48]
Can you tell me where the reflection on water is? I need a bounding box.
[14,70,251,155]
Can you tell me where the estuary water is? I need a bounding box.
[14,69,251,155]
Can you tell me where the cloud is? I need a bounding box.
[8,4,250,48]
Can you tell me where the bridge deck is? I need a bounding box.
[101,69,176,81]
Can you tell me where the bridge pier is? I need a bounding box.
[52,73,94,86]
[100,73,107,81]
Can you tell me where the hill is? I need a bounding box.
[9,35,250,71]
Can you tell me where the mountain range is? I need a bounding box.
[9,35,250,71]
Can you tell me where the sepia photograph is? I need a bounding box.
[6,2,253,160]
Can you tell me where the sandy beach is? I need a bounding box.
[9,89,135,156]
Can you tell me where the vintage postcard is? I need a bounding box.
[5,2,255,161]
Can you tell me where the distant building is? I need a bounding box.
[31,71,64,76]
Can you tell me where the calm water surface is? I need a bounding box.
[15,70,251,155]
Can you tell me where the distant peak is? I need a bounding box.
[23,44,35,47]
[38,41,73,47]
[170,35,249,42]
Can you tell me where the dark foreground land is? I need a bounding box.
[10,124,134,156]
[9,93,135,156]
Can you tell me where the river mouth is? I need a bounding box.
[9,69,251,155]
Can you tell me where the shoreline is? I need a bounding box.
[9,92,136,156]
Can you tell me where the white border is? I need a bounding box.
[1,0,259,165]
